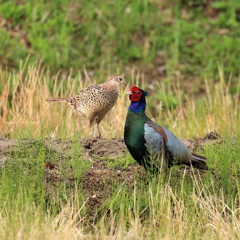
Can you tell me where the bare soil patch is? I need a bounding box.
[0,132,222,214]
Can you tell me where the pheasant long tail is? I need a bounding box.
[190,152,208,170]
[45,97,77,109]
[45,97,72,102]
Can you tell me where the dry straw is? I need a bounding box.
[0,61,239,139]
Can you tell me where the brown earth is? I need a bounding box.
[0,131,222,216]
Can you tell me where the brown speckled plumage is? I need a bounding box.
[46,75,126,138]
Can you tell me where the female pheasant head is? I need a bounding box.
[107,75,127,87]
[127,86,148,113]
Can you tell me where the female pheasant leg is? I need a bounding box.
[91,127,94,138]
[97,124,101,138]
[89,120,95,138]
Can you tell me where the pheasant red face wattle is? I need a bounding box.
[128,86,143,102]
[130,92,142,102]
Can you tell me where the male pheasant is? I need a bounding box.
[46,75,126,138]
[124,86,207,174]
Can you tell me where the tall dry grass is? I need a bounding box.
[0,60,129,138]
[0,61,239,139]
[0,176,239,239]
[0,61,239,239]
[153,67,240,138]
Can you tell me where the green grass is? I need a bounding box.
[0,134,239,239]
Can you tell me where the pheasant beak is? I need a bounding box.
[127,91,132,95]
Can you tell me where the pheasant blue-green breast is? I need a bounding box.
[124,86,208,174]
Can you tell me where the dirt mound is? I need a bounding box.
[0,131,222,160]
[0,137,127,164]
[0,132,222,214]
[181,131,223,152]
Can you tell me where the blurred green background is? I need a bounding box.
[0,0,240,90]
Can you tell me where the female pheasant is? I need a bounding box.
[46,75,126,138]
[124,86,207,174]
